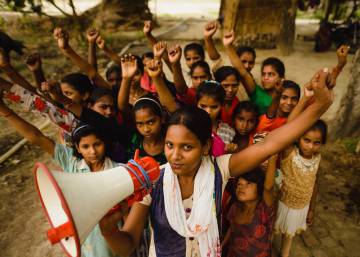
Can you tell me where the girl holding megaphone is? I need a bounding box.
[0,91,125,257]
[99,69,333,257]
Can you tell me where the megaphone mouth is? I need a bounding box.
[33,162,81,257]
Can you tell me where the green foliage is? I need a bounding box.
[342,138,360,153]
[5,0,43,14]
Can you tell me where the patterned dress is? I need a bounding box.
[226,201,274,257]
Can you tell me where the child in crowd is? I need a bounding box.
[250,80,300,143]
[214,66,241,125]
[105,64,122,90]
[0,93,122,257]
[116,54,167,164]
[274,120,327,257]
[195,81,236,156]
[146,58,235,156]
[231,101,259,151]
[223,30,285,114]
[222,155,277,257]
[236,46,256,73]
[165,43,211,105]
[126,95,167,165]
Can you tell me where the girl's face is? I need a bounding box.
[107,71,121,88]
[261,65,281,91]
[191,66,210,89]
[234,110,257,135]
[135,107,162,140]
[90,95,115,118]
[239,52,255,72]
[76,134,106,165]
[143,57,153,74]
[185,50,202,68]
[221,74,239,101]
[298,129,322,159]
[60,82,88,104]
[236,178,258,202]
[165,124,210,177]
[197,95,222,123]
[279,88,299,115]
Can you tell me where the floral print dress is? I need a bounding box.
[226,201,274,257]
[6,84,79,145]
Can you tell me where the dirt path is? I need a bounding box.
[0,17,358,257]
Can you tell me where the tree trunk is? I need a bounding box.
[221,0,297,54]
[87,0,152,30]
[277,0,297,55]
[330,48,360,138]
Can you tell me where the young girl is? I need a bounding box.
[195,81,236,156]
[146,58,234,156]
[222,155,277,257]
[0,94,121,257]
[223,31,285,114]
[214,66,241,125]
[175,60,212,105]
[274,120,327,257]
[126,95,167,165]
[231,101,259,151]
[99,68,333,257]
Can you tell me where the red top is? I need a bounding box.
[220,97,240,126]
[176,87,197,105]
[227,201,274,257]
[249,114,287,144]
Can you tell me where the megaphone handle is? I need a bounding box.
[47,221,75,245]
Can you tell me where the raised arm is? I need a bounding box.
[328,45,350,88]
[87,28,99,71]
[53,28,111,90]
[0,92,55,156]
[96,35,123,67]
[204,21,221,61]
[167,44,188,94]
[0,48,37,94]
[228,69,333,177]
[117,54,137,112]
[263,154,277,206]
[152,41,173,73]
[223,31,256,95]
[147,58,178,113]
[266,80,283,118]
[25,53,46,91]
[287,84,313,123]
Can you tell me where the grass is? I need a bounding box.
[342,137,360,153]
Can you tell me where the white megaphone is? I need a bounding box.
[33,151,160,257]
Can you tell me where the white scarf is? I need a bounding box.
[163,156,221,257]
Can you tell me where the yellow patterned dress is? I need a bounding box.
[274,147,321,236]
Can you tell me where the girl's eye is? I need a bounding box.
[165,142,173,148]
[183,145,192,151]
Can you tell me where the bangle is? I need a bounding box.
[1,112,13,118]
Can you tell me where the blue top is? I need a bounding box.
[54,143,121,257]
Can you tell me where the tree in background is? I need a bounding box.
[3,0,152,31]
[331,48,360,139]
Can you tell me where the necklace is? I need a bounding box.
[293,148,320,172]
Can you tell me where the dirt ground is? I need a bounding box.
[0,16,359,257]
